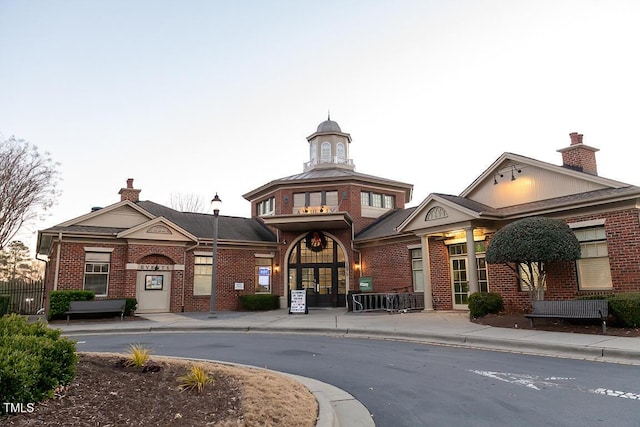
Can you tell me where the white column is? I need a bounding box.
[465,227,479,294]
[422,235,434,311]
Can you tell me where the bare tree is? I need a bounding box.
[168,193,205,213]
[0,136,60,250]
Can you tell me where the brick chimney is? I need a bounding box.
[118,178,141,202]
[557,132,599,175]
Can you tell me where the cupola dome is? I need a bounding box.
[317,119,342,133]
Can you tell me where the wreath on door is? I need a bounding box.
[305,231,327,252]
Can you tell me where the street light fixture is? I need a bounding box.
[209,193,222,318]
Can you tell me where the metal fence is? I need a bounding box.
[0,279,46,315]
[352,292,425,313]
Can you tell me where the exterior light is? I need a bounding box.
[209,193,222,318]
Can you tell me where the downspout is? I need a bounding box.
[53,232,62,291]
[351,222,362,292]
[183,242,200,312]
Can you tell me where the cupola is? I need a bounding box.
[304,115,354,172]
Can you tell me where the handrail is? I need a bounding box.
[352,292,425,313]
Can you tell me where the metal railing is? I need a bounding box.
[0,279,46,315]
[352,292,425,313]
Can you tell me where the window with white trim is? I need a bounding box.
[411,248,424,292]
[255,257,272,293]
[84,252,110,296]
[193,255,212,295]
[518,263,544,292]
[336,142,345,160]
[321,141,331,162]
[360,191,395,208]
[257,197,275,216]
[574,226,612,290]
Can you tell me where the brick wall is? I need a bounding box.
[359,240,416,293]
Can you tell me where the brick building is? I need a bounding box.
[37,120,640,313]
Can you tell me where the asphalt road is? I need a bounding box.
[76,332,640,427]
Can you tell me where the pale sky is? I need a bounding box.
[2,0,639,252]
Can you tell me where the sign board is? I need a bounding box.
[289,290,308,314]
[359,277,373,292]
[234,282,245,291]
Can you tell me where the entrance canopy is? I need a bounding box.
[262,212,353,231]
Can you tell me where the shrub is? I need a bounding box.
[125,343,152,368]
[468,292,504,319]
[608,293,640,327]
[578,293,640,327]
[0,314,77,411]
[239,294,280,311]
[49,290,95,319]
[178,365,215,393]
[0,294,10,315]
[125,298,137,316]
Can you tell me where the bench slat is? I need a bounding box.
[65,299,126,324]
[525,300,608,333]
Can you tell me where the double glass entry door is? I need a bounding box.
[288,234,347,308]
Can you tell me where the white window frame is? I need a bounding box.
[84,252,110,296]
[193,255,212,296]
[321,141,331,162]
[573,225,612,290]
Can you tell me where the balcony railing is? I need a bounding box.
[303,157,354,171]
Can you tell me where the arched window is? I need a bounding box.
[310,142,317,162]
[321,142,331,162]
[336,142,345,160]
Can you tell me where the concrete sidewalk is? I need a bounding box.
[55,308,640,427]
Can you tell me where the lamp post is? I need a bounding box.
[209,193,222,318]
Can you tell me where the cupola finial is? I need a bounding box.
[327,110,331,121]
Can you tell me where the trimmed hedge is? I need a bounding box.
[468,292,504,319]
[579,293,640,327]
[0,314,77,413]
[49,290,95,320]
[239,294,280,311]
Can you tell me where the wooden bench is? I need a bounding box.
[525,300,609,334]
[65,299,126,324]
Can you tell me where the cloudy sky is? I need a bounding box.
[2,0,639,251]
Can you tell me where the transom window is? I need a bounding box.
[84,252,110,296]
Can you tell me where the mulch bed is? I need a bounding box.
[473,313,640,337]
[3,353,242,426]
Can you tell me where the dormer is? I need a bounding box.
[304,117,354,172]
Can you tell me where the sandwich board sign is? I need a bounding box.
[289,290,308,314]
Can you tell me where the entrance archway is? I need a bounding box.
[287,232,347,307]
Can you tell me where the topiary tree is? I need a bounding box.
[486,217,581,301]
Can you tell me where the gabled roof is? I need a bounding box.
[243,167,413,202]
[460,152,630,198]
[37,201,277,255]
[355,207,417,241]
[135,201,277,242]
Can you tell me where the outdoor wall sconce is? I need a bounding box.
[510,165,522,181]
[354,263,361,271]
[274,264,280,273]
